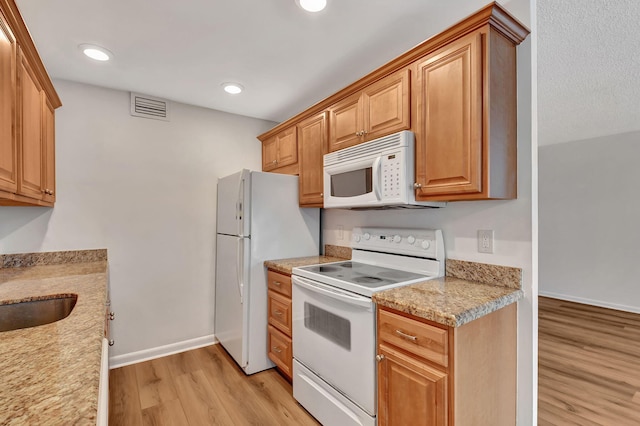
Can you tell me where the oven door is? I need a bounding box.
[324,155,382,208]
[292,275,376,415]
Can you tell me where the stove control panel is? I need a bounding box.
[351,227,444,261]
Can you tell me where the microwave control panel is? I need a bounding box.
[381,153,403,199]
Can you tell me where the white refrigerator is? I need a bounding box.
[214,169,320,374]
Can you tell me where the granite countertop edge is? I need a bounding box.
[0,260,108,424]
[264,255,346,275]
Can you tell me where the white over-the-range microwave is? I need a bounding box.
[323,130,445,209]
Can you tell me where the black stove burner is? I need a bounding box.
[338,262,361,269]
[352,276,384,284]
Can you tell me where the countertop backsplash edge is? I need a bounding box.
[0,249,108,268]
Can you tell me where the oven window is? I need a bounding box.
[330,168,372,197]
[304,302,351,351]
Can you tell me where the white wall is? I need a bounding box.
[323,1,538,423]
[0,79,274,363]
[539,130,640,313]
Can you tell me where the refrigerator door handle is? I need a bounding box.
[236,171,246,237]
[236,238,244,304]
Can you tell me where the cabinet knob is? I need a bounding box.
[413,182,423,189]
[109,312,115,321]
[272,346,282,353]
[376,354,385,362]
[320,193,323,197]
[272,160,277,165]
[108,340,115,346]
[363,130,368,135]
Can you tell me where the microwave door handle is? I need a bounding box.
[372,156,382,200]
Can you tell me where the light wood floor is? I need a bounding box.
[109,344,319,425]
[538,296,640,425]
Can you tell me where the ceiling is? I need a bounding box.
[14,0,638,146]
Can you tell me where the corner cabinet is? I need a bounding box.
[377,304,517,426]
[0,0,61,207]
[328,68,410,153]
[297,112,327,207]
[413,25,522,200]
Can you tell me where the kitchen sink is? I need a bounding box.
[0,294,78,332]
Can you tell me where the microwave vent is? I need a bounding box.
[324,131,413,166]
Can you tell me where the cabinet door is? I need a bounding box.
[17,50,44,200]
[42,95,55,202]
[262,136,278,171]
[328,92,362,152]
[378,344,447,426]
[275,126,297,168]
[297,112,326,207]
[363,68,410,140]
[414,32,483,199]
[0,13,16,193]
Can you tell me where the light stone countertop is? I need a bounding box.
[0,260,108,425]
[372,276,523,327]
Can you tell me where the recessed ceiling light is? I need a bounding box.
[78,44,113,61]
[222,82,244,95]
[296,0,327,12]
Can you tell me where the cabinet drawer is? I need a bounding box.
[268,290,292,336]
[378,308,448,368]
[268,325,292,379]
[267,270,292,297]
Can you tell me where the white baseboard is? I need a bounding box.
[109,335,218,369]
[539,291,640,314]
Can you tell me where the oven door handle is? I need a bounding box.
[293,276,373,310]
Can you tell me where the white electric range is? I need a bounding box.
[291,226,445,426]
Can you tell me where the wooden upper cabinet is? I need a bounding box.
[297,112,327,207]
[328,68,410,152]
[363,68,410,141]
[0,0,61,206]
[17,50,44,201]
[413,27,518,201]
[0,10,16,193]
[42,95,55,202]
[262,126,298,173]
[327,92,362,152]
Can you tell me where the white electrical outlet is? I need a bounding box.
[478,230,494,254]
[337,225,344,240]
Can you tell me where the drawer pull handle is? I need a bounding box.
[395,329,417,342]
[272,346,282,353]
[274,310,283,316]
[273,281,282,286]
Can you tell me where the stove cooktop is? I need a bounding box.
[297,260,431,291]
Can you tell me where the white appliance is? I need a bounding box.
[215,169,320,375]
[323,131,445,209]
[292,227,444,426]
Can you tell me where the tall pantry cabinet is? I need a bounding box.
[0,0,61,207]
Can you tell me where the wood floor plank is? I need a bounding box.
[110,344,318,425]
[141,398,189,426]
[135,357,178,410]
[174,369,235,425]
[538,296,640,425]
[109,365,144,426]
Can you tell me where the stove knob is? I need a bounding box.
[363,232,371,240]
[354,234,361,242]
[407,235,416,244]
[421,240,431,250]
[393,234,402,243]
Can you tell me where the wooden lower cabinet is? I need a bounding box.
[378,343,447,426]
[266,269,293,380]
[377,304,516,426]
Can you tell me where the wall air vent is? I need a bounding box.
[130,92,170,121]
